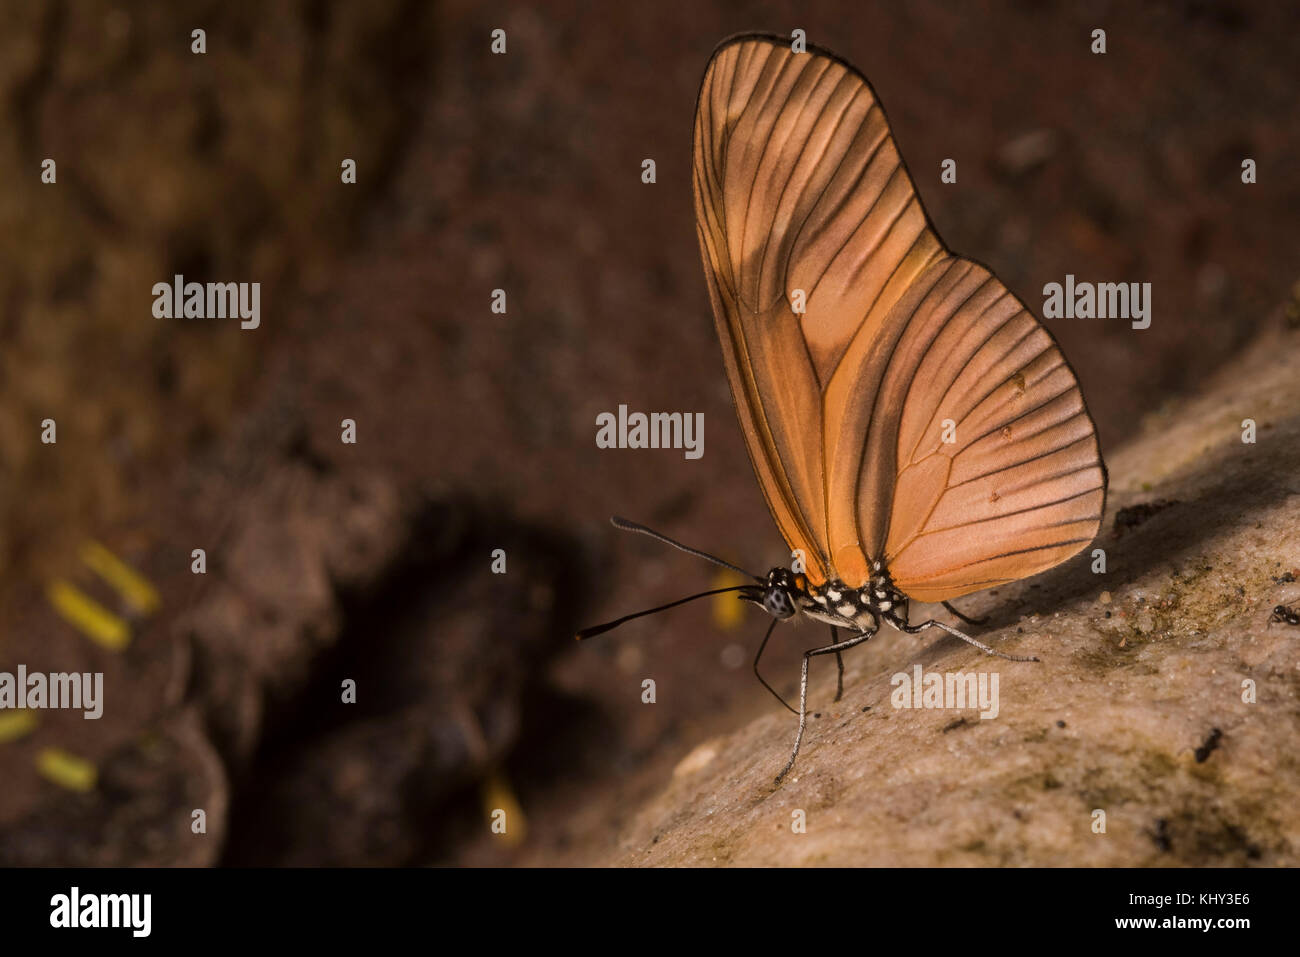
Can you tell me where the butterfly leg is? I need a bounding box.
[753,618,797,715]
[941,600,988,627]
[831,626,845,703]
[775,627,876,785]
[893,615,1038,663]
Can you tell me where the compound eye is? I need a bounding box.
[764,589,794,619]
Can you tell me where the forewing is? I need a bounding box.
[693,35,946,584]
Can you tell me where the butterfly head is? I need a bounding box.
[743,566,804,620]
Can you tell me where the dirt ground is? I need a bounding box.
[0,0,1297,865]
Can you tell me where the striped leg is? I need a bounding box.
[775,627,876,784]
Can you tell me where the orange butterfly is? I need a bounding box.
[580,34,1106,783]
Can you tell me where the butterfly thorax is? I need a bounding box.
[757,563,908,635]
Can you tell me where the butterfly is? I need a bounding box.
[579,33,1106,784]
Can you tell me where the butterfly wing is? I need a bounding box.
[692,34,1105,598]
[840,255,1107,601]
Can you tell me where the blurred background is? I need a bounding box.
[0,0,1296,865]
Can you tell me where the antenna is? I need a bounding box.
[608,516,760,581]
[575,584,753,640]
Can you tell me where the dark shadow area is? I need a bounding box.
[218,500,620,865]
